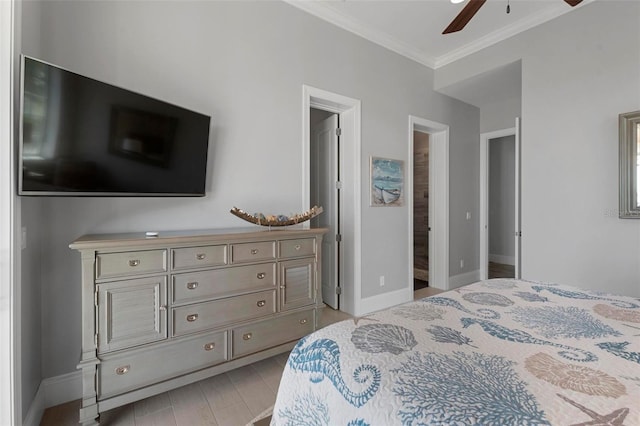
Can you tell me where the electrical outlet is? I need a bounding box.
[460,259,464,269]
[379,275,385,287]
[21,226,27,250]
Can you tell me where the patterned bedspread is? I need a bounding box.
[271,279,640,425]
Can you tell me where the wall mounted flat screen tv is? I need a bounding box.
[19,55,211,196]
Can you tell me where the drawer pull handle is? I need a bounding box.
[295,244,301,250]
[196,253,206,260]
[203,343,215,351]
[299,318,308,325]
[250,249,259,255]
[159,305,167,311]
[256,300,266,307]
[257,272,266,279]
[115,365,130,375]
[129,259,140,267]
[187,314,199,322]
[187,282,199,290]
[243,333,252,341]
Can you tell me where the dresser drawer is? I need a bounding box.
[172,263,276,304]
[230,241,276,263]
[279,238,316,258]
[98,330,227,399]
[171,245,227,270]
[96,250,167,280]
[172,290,276,337]
[232,309,315,358]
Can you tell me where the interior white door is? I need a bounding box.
[313,114,340,309]
[514,117,522,278]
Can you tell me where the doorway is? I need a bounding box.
[302,85,361,316]
[480,121,521,280]
[413,130,429,291]
[408,116,449,292]
[309,108,340,309]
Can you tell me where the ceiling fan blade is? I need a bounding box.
[443,0,487,34]
[564,0,583,6]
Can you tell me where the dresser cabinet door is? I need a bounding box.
[279,258,315,311]
[97,277,167,353]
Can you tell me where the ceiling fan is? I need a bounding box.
[443,0,583,34]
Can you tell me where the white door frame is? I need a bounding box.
[1,0,17,424]
[479,122,521,280]
[408,116,449,291]
[302,85,361,316]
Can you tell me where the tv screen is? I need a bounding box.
[18,55,211,196]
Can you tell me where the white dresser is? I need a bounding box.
[70,227,327,426]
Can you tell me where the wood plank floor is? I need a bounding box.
[40,292,442,426]
[488,261,515,279]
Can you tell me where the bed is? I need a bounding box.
[271,279,640,425]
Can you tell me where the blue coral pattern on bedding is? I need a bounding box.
[271,279,640,425]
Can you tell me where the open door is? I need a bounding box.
[514,117,522,278]
[311,114,340,309]
[479,118,520,280]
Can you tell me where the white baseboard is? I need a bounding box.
[22,384,44,426]
[448,269,481,290]
[24,370,82,426]
[489,254,515,265]
[357,286,413,316]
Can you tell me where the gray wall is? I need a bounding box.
[481,97,520,134]
[489,135,515,262]
[437,0,640,297]
[19,1,479,380]
[18,0,44,420]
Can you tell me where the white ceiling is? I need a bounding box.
[287,0,593,69]
[287,0,593,107]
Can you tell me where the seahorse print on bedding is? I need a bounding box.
[460,317,597,362]
[287,336,381,407]
[531,286,640,309]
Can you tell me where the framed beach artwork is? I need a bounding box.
[370,156,404,206]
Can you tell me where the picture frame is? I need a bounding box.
[619,110,640,218]
[370,156,404,206]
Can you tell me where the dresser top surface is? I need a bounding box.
[70,226,328,251]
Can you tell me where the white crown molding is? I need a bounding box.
[285,0,595,70]
[284,0,437,69]
[435,0,595,68]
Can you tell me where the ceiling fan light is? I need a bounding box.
[451,0,465,4]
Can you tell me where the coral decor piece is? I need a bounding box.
[230,205,323,227]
